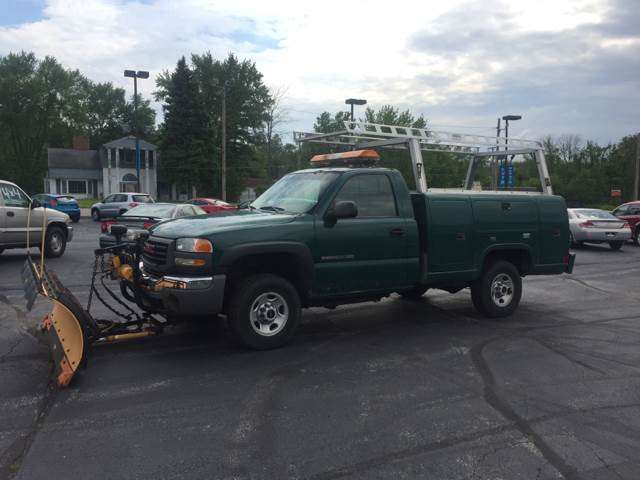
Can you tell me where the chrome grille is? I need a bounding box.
[142,238,169,266]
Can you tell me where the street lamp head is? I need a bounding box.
[345,98,367,106]
[124,70,149,79]
[136,71,149,79]
[124,69,136,78]
[502,114,522,121]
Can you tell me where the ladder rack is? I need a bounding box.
[294,121,553,195]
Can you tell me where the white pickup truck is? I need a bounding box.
[0,180,73,257]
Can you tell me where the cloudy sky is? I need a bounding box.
[0,0,637,143]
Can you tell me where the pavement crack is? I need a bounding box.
[470,336,581,480]
[0,376,59,479]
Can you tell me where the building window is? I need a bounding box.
[68,180,87,194]
[149,150,154,168]
[110,148,117,167]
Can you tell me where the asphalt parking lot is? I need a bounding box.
[1,219,639,480]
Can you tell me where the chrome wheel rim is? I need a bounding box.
[50,232,63,254]
[250,292,288,337]
[491,273,514,307]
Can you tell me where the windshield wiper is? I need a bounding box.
[258,205,285,212]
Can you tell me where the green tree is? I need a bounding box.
[155,57,211,196]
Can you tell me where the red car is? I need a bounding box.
[188,198,236,214]
[612,201,640,244]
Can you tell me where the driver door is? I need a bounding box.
[314,173,409,295]
[0,183,43,245]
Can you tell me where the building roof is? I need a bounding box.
[47,148,101,170]
[103,136,158,151]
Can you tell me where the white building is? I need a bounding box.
[45,136,159,199]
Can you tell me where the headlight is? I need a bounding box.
[175,238,213,253]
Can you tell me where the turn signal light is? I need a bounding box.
[175,258,206,267]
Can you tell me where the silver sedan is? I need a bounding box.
[568,208,631,250]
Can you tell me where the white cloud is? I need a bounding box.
[0,0,637,143]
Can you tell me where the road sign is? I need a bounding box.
[499,164,515,188]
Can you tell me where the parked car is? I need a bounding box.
[612,201,640,245]
[187,197,236,214]
[99,202,206,247]
[568,208,631,250]
[32,194,81,222]
[91,193,155,221]
[0,180,74,257]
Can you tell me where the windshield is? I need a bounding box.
[123,204,176,218]
[574,209,618,220]
[251,171,339,214]
[133,195,153,203]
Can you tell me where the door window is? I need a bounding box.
[114,194,128,202]
[104,195,116,203]
[1,184,30,207]
[629,206,640,215]
[333,174,397,218]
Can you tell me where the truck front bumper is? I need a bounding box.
[66,225,74,242]
[141,268,226,316]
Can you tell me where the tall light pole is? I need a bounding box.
[502,114,522,152]
[124,69,149,192]
[345,98,367,121]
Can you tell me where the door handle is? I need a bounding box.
[552,228,561,238]
[501,202,511,211]
[455,232,466,240]
[6,211,14,217]
[389,228,405,237]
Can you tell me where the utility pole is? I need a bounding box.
[221,84,227,201]
[634,133,640,200]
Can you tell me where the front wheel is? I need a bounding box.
[609,241,623,250]
[91,209,100,221]
[227,274,301,350]
[43,226,67,258]
[471,261,522,318]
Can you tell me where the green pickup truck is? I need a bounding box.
[139,161,574,349]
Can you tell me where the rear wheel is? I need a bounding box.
[43,226,67,258]
[400,285,429,300]
[609,241,623,250]
[91,209,100,221]
[471,261,522,318]
[633,228,640,246]
[227,274,301,350]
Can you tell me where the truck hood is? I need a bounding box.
[149,210,297,238]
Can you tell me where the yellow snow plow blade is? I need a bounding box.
[41,299,86,387]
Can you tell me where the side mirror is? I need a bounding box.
[325,200,358,227]
[30,199,41,209]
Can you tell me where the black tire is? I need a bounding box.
[119,209,127,216]
[470,261,522,318]
[633,227,640,246]
[43,226,67,258]
[72,217,80,223]
[400,285,429,300]
[609,241,623,251]
[0,247,4,255]
[569,231,577,246]
[227,274,301,350]
[91,209,100,221]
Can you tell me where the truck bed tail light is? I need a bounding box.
[622,222,630,229]
[578,221,594,228]
[563,252,570,265]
